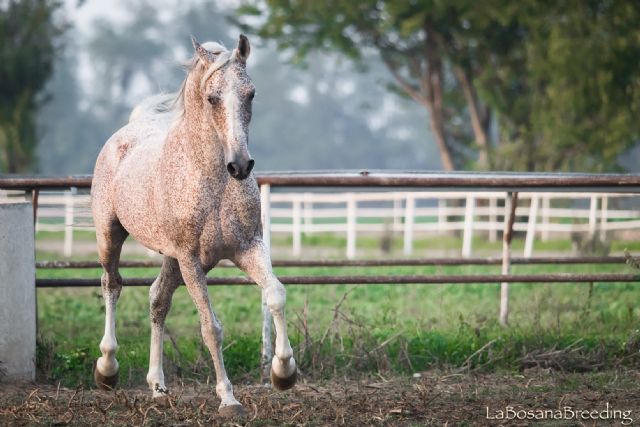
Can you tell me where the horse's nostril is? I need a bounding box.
[246,159,255,174]
[227,162,238,176]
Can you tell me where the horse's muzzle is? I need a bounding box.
[227,159,255,180]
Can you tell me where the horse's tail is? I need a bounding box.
[129,93,177,123]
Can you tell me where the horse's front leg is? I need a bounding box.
[178,256,245,417]
[234,240,297,391]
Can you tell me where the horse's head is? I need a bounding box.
[192,35,255,180]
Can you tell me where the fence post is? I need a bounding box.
[346,193,356,259]
[303,192,312,234]
[393,195,402,231]
[437,198,447,235]
[600,196,608,241]
[541,195,550,242]
[462,194,476,258]
[259,184,273,381]
[500,192,518,327]
[0,203,36,381]
[63,190,74,257]
[489,196,498,243]
[588,195,598,237]
[403,194,415,256]
[524,194,539,258]
[292,198,302,257]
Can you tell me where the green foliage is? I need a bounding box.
[475,1,640,171]
[237,0,476,170]
[0,0,66,172]
[238,0,640,172]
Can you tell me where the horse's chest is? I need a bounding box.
[198,184,261,250]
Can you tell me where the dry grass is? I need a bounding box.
[2,369,640,426]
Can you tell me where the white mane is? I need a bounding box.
[129,41,232,123]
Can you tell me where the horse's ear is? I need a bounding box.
[191,35,213,64]
[236,34,250,63]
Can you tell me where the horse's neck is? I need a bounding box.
[164,116,226,180]
[163,71,227,179]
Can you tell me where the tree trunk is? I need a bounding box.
[422,82,455,171]
[453,65,490,169]
[381,53,455,171]
[423,31,455,171]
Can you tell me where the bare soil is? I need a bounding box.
[2,369,640,426]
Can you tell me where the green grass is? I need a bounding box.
[35,260,640,387]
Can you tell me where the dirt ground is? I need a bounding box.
[2,369,640,426]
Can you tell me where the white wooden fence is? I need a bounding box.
[14,189,640,258]
[269,191,639,258]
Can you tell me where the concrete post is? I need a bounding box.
[0,202,35,382]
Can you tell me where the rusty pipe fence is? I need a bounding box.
[0,171,640,286]
[2,171,640,288]
[3,171,640,377]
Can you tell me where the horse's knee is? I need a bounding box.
[265,282,286,312]
[101,271,123,295]
[150,303,169,325]
[149,286,172,324]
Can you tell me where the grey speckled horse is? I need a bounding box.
[91,35,296,417]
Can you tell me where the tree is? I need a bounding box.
[472,1,640,172]
[238,0,640,173]
[236,0,487,171]
[0,0,66,173]
[38,0,433,173]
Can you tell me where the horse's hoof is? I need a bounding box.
[271,367,297,391]
[219,404,247,419]
[93,361,118,390]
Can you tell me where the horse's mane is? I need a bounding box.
[129,41,232,123]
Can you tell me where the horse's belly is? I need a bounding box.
[112,143,167,252]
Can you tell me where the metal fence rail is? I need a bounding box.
[4,171,640,191]
[35,273,640,288]
[35,256,629,269]
[5,171,639,281]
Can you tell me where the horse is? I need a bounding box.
[90,34,297,417]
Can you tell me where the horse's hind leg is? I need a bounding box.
[94,219,128,390]
[234,240,297,391]
[147,256,181,400]
[178,256,245,417]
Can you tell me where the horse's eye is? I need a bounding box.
[248,91,255,101]
[208,94,220,105]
